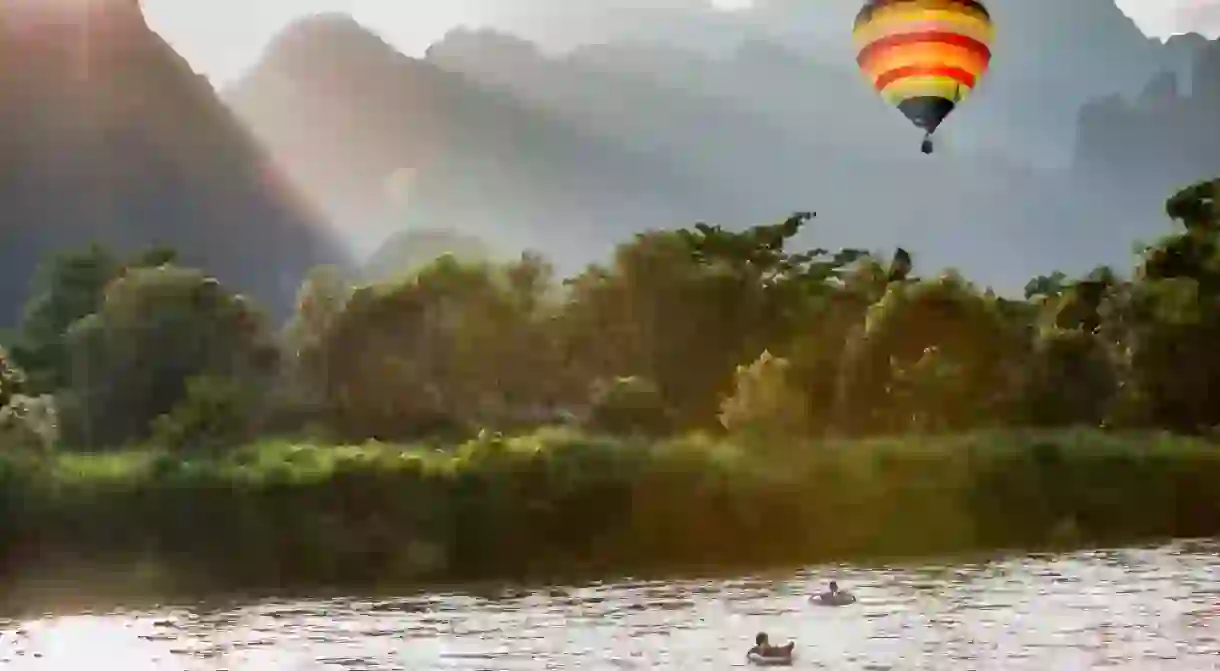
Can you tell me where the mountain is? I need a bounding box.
[228,6,1220,292]
[223,14,724,269]
[419,3,1220,269]
[445,0,1207,167]
[421,0,752,54]
[419,25,1182,280]
[0,0,347,326]
[1075,38,1220,219]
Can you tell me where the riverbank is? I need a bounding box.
[1,428,1218,598]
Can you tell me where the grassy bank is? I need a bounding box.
[1,428,1219,595]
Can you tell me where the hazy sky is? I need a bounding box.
[143,0,1220,84]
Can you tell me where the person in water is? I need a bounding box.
[748,632,795,659]
[814,580,856,604]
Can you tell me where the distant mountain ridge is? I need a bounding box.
[429,0,1211,166]
[224,14,726,266]
[4,0,1215,318]
[1075,38,1220,215]
[227,5,1219,290]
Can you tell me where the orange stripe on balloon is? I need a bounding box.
[853,16,993,47]
[859,43,990,83]
[874,64,976,91]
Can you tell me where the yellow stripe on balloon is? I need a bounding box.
[855,0,992,30]
[853,14,993,47]
[880,75,973,106]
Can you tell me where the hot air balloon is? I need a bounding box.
[853,0,994,154]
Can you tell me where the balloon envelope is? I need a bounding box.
[853,0,993,136]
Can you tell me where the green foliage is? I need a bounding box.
[318,253,562,440]
[148,376,257,452]
[0,429,1216,590]
[587,376,672,436]
[4,175,1220,590]
[0,393,59,452]
[10,244,120,393]
[0,346,57,452]
[9,245,178,395]
[838,272,1022,434]
[718,350,809,444]
[58,266,279,448]
[30,176,1220,447]
[0,346,25,408]
[1019,328,1116,427]
[560,214,866,429]
[1025,271,1069,300]
[1165,178,1219,230]
[281,265,353,402]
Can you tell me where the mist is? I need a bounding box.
[2,0,1219,326]
[217,0,1220,291]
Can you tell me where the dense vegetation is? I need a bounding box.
[0,176,1219,594]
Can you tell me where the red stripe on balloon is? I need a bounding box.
[857,31,991,67]
[873,64,977,90]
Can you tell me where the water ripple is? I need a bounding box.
[2,540,1220,668]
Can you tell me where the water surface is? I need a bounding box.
[3,540,1219,669]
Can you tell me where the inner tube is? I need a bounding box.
[812,592,857,606]
[748,652,794,667]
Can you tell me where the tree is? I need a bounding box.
[317,254,564,440]
[11,244,184,394]
[0,347,58,451]
[1165,178,1218,231]
[10,245,120,393]
[0,346,25,409]
[283,265,354,384]
[58,266,279,447]
[587,376,672,436]
[1024,271,1068,300]
[719,350,809,444]
[561,214,865,429]
[836,272,1024,434]
[1018,327,1117,427]
[1107,178,1220,431]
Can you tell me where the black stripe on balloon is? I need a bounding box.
[896,96,957,133]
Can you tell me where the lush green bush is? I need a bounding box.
[57,266,280,448]
[718,350,809,444]
[148,375,258,452]
[4,179,1220,597]
[0,347,57,452]
[587,376,672,436]
[0,428,1217,591]
[0,394,59,452]
[0,346,24,408]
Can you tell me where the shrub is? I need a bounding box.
[0,394,58,452]
[586,376,672,436]
[148,375,255,451]
[0,346,25,408]
[719,350,809,444]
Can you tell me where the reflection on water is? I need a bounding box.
[3,540,1220,669]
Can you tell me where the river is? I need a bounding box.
[2,540,1219,669]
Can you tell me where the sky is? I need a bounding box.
[142,0,1220,84]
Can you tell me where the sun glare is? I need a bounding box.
[710,0,754,10]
